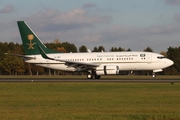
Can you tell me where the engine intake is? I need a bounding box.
[96,65,119,75]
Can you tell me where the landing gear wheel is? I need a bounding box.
[87,73,93,79]
[152,73,156,78]
[94,74,101,79]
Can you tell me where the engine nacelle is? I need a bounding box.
[96,65,119,75]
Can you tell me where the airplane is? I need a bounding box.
[11,21,174,79]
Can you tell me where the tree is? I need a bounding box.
[92,47,98,52]
[110,47,126,52]
[45,41,77,53]
[0,54,14,75]
[143,47,153,52]
[118,47,125,51]
[79,45,87,52]
[61,42,78,53]
[56,47,66,52]
[8,42,15,52]
[0,42,9,60]
[98,46,105,52]
[0,43,25,75]
[127,48,131,51]
[1,51,25,75]
[166,46,180,75]
[13,57,25,75]
[54,38,60,44]
[45,43,59,50]
[160,51,167,57]
[92,46,105,52]
[25,64,44,75]
[110,47,118,52]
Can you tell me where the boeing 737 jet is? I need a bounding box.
[10,21,174,79]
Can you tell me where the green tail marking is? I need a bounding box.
[17,21,59,55]
[37,45,54,60]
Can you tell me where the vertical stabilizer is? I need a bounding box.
[17,21,58,55]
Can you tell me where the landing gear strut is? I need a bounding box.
[152,73,156,78]
[94,74,101,79]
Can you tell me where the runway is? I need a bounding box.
[0,78,180,82]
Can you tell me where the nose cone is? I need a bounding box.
[167,59,174,67]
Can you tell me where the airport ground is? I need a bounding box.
[0,75,180,81]
[0,75,180,120]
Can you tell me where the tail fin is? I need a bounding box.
[17,21,58,55]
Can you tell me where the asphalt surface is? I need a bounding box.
[0,78,179,82]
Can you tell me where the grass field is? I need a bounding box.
[0,82,180,120]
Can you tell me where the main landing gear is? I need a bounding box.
[152,73,156,78]
[87,72,101,79]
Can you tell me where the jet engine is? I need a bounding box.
[96,65,119,75]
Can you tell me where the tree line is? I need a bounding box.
[0,40,178,75]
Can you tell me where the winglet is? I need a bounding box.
[37,45,54,60]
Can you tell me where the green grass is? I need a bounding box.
[0,82,180,120]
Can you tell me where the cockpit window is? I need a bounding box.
[157,56,166,59]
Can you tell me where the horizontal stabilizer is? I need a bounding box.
[4,53,36,60]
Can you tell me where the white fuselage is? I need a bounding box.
[24,51,173,72]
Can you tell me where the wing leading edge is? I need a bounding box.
[38,45,100,71]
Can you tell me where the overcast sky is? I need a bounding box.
[0,0,180,52]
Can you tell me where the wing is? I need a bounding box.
[60,59,99,71]
[38,46,99,71]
